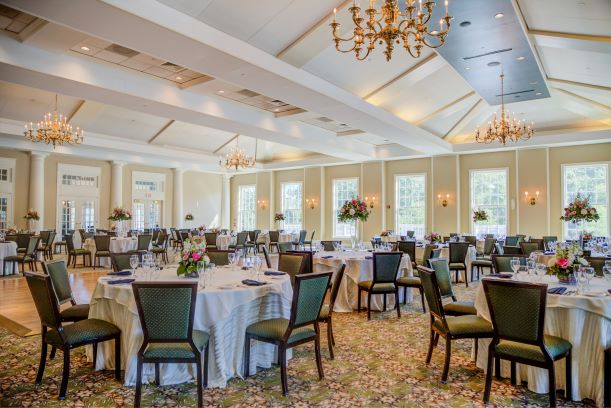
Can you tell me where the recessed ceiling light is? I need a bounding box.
[274,108,280,112]
[514,95,521,98]
[175,76,182,80]
[494,13,504,19]
[430,30,439,35]
[218,90,225,94]
[529,81,538,85]
[465,66,471,70]
[516,56,526,61]
[487,61,501,67]
[80,46,90,51]
[535,92,542,96]
[459,21,471,27]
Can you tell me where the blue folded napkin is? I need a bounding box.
[241,266,251,270]
[487,273,513,279]
[241,279,266,286]
[367,249,373,252]
[321,255,334,259]
[365,256,373,260]
[264,270,286,276]
[107,278,135,285]
[108,270,131,276]
[547,287,567,295]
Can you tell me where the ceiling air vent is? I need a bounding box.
[237,89,260,98]
[105,43,139,58]
[496,89,534,97]
[463,48,512,60]
[161,62,184,72]
[316,117,334,123]
[270,99,286,106]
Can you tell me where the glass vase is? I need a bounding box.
[350,219,359,250]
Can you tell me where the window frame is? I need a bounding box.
[394,173,427,239]
[469,168,509,236]
[280,181,303,232]
[237,184,257,231]
[332,177,359,239]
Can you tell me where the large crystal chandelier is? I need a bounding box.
[330,0,451,61]
[24,94,84,149]
[219,136,256,171]
[476,74,534,146]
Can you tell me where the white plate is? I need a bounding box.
[582,291,607,297]
[217,284,236,290]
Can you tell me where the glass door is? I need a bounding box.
[132,199,162,230]
[0,193,12,230]
[58,197,98,236]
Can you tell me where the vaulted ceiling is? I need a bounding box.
[0,0,609,172]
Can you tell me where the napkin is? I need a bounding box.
[365,256,373,260]
[487,273,512,279]
[241,266,251,270]
[547,287,567,295]
[367,249,373,252]
[321,255,334,259]
[108,270,131,276]
[107,278,135,285]
[264,270,286,276]
[241,279,266,286]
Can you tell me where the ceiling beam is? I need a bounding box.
[415,91,476,126]
[213,134,239,154]
[553,88,611,112]
[527,29,611,43]
[443,99,484,140]
[547,77,611,93]
[147,119,175,144]
[66,99,86,122]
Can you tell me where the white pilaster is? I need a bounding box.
[29,151,47,231]
[110,161,124,209]
[173,168,184,228]
[221,174,232,229]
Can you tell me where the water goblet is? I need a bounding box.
[582,266,595,289]
[228,252,236,270]
[516,266,528,281]
[535,263,547,282]
[129,254,139,276]
[510,258,521,275]
[527,259,536,276]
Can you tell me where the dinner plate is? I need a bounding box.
[582,291,607,297]
[217,284,236,290]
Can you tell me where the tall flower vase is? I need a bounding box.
[115,220,125,238]
[576,220,584,248]
[28,219,38,233]
[350,220,359,249]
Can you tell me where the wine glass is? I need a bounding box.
[510,258,521,275]
[228,252,236,269]
[535,263,547,282]
[582,267,595,289]
[129,255,139,276]
[526,259,536,276]
[252,257,262,281]
[516,265,528,281]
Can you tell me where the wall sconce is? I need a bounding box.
[364,196,377,208]
[305,198,317,210]
[524,191,539,206]
[257,200,267,210]
[437,193,450,207]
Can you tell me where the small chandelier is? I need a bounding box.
[475,74,534,146]
[330,0,452,61]
[219,136,256,171]
[24,94,84,149]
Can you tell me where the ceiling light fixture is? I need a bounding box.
[219,135,256,171]
[475,74,534,146]
[494,13,504,19]
[175,76,182,80]
[535,92,542,96]
[80,46,90,51]
[218,90,225,94]
[24,94,84,149]
[330,0,452,61]
[516,56,525,61]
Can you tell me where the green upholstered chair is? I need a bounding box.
[519,242,539,256]
[318,264,346,359]
[111,252,138,272]
[543,236,558,251]
[418,267,493,382]
[396,270,425,313]
[479,237,496,259]
[428,259,476,316]
[39,230,57,261]
[286,250,313,274]
[206,250,233,266]
[585,256,606,277]
[42,260,90,323]
[229,232,248,251]
[464,235,477,246]
[132,282,209,408]
[528,238,545,251]
[268,230,280,253]
[151,232,169,263]
[131,234,152,254]
[397,240,417,269]
[244,272,332,396]
[262,246,272,268]
[291,230,307,250]
[502,245,522,255]
[448,242,470,287]
[25,272,121,400]
[491,254,527,273]
[16,233,30,254]
[93,235,111,269]
[303,230,315,251]
[482,279,572,407]
[418,244,439,266]
[278,242,294,253]
[278,253,308,285]
[358,252,403,320]
[3,236,39,275]
[204,232,218,250]
[504,236,519,246]
[65,235,91,268]
[244,230,260,254]
[320,241,341,251]
[471,237,496,280]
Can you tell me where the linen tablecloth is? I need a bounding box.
[473,276,611,406]
[414,244,477,272]
[0,241,17,275]
[88,267,293,387]
[216,235,234,250]
[84,237,138,267]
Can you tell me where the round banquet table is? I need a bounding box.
[216,234,234,250]
[88,266,293,387]
[474,275,611,406]
[256,232,298,249]
[0,241,18,275]
[84,237,138,267]
[415,243,477,272]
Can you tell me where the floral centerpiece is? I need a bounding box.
[274,213,285,223]
[108,207,131,221]
[338,198,370,248]
[425,232,442,243]
[560,194,599,224]
[473,209,488,223]
[24,209,40,221]
[185,213,194,221]
[547,242,588,282]
[581,232,593,240]
[176,239,209,278]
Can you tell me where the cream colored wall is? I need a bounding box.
[122,164,173,228]
[325,164,361,240]
[432,155,459,235]
[362,162,383,240]
[304,167,323,239]
[0,148,30,229]
[183,171,223,228]
[517,148,549,237]
[256,172,271,230]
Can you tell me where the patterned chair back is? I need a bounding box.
[278,242,293,253]
[268,230,280,243]
[46,231,56,248]
[26,236,40,257]
[397,241,416,262]
[421,244,437,266]
[236,232,248,245]
[278,253,307,285]
[449,242,469,264]
[207,250,233,266]
[16,233,30,250]
[25,272,62,330]
[428,258,454,299]
[483,237,496,255]
[492,254,527,273]
[137,234,152,251]
[291,272,332,327]
[504,236,519,247]
[519,242,540,256]
[42,260,74,305]
[204,232,218,247]
[417,266,447,324]
[94,235,111,252]
[65,234,76,252]
[528,238,544,251]
[111,252,138,272]
[373,252,402,284]
[287,250,313,274]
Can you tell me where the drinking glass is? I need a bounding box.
[575,269,587,294]
[510,258,521,275]
[129,255,139,276]
[228,252,236,269]
[535,263,547,281]
[516,265,528,281]
[526,259,536,276]
[252,257,262,281]
[582,267,595,288]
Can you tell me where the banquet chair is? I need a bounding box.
[262,246,272,268]
[132,282,209,408]
[397,240,417,269]
[318,265,346,359]
[303,230,315,251]
[131,234,152,255]
[471,238,496,281]
[428,259,476,316]
[479,237,496,259]
[151,229,160,243]
[170,228,180,250]
[245,230,260,254]
[65,235,92,268]
[491,255,527,273]
[42,231,57,261]
[320,241,341,251]
[25,272,121,400]
[292,230,307,250]
[268,230,280,253]
[585,256,606,276]
[405,231,415,239]
[502,246,522,255]
[396,261,426,313]
[482,279,572,407]
[278,242,293,253]
[286,250,313,274]
[111,252,139,272]
[504,236,520,247]
[543,236,558,251]
[3,236,39,275]
[204,232,218,250]
[528,238,545,251]
[448,242,470,287]
[358,252,403,320]
[418,244,440,266]
[151,232,169,263]
[278,253,308,285]
[419,267,493,382]
[463,235,477,246]
[16,233,30,254]
[229,232,248,251]
[93,235,111,269]
[206,250,234,266]
[38,231,50,256]
[605,347,611,408]
[244,272,332,396]
[53,233,68,254]
[519,242,540,257]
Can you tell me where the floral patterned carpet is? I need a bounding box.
[0,279,593,407]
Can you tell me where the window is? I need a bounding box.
[0,169,8,182]
[395,174,426,238]
[62,174,97,186]
[563,163,609,239]
[470,169,508,236]
[281,182,303,232]
[132,200,145,230]
[135,180,159,192]
[333,178,359,238]
[148,200,162,229]
[60,200,76,236]
[238,185,256,231]
[81,200,95,231]
[0,196,8,230]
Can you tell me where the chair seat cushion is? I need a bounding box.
[443,300,477,316]
[396,276,422,287]
[71,249,90,255]
[495,335,572,362]
[59,303,90,321]
[449,262,466,270]
[434,315,493,337]
[471,259,492,267]
[95,251,110,257]
[143,330,210,359]
[357,281,396,292]
[246,318,315,343]
[4,255,30,262]
[318,304,330,320]
[151,247,166,253]
[46,318,120,346]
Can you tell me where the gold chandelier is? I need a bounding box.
[219,136,256,171]
[330,0,451,61]
[24,94,84,149]
[475,74,534,146]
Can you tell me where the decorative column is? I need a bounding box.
[110,161,124,209]
[29,151,47,231]
[221,174,231,230]
[173,168,184,228]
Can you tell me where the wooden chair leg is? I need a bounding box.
[279,345,288,396]
[510,361,516,385]
[425,330,435,365]
[367,292,372,320]
[195,358,203,408]
[402,286,408,305]
[419,288,426,313]
[464,269,469,287]
[357,289,361,312]
[35,340,47,385]
[327,319,334,359]
[203,343,209,388]
[93,343,98,367]
[243,334,251,378]
[441,337,452,382]
[474,338,479,361]
[382,293,386,311]
[495,357,501,379]
[548,364,557,407]
[565,349,572,401]
[483,346,494,403]
[114,336,121,381]
[395,289,401,319]
[59,348,70,400]
[135,355,143,408]
[154,363,160,386]
[50,346,56,360]
[314,331,324,379]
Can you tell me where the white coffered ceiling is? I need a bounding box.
[0,0,608,172]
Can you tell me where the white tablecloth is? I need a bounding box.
[216,235,234,250]
[474,276,611,406]
[0,241,18,275]
[83,237,138,267]
[89,267,293,387]
[415,244,477,274]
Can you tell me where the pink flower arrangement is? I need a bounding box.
[547,242,588,280]
[337,197,370,223]
[425,232,442,243]
[108,207,131,221]
[176,239,209,277]
[560,194,600,224]
[24,209,40,221]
